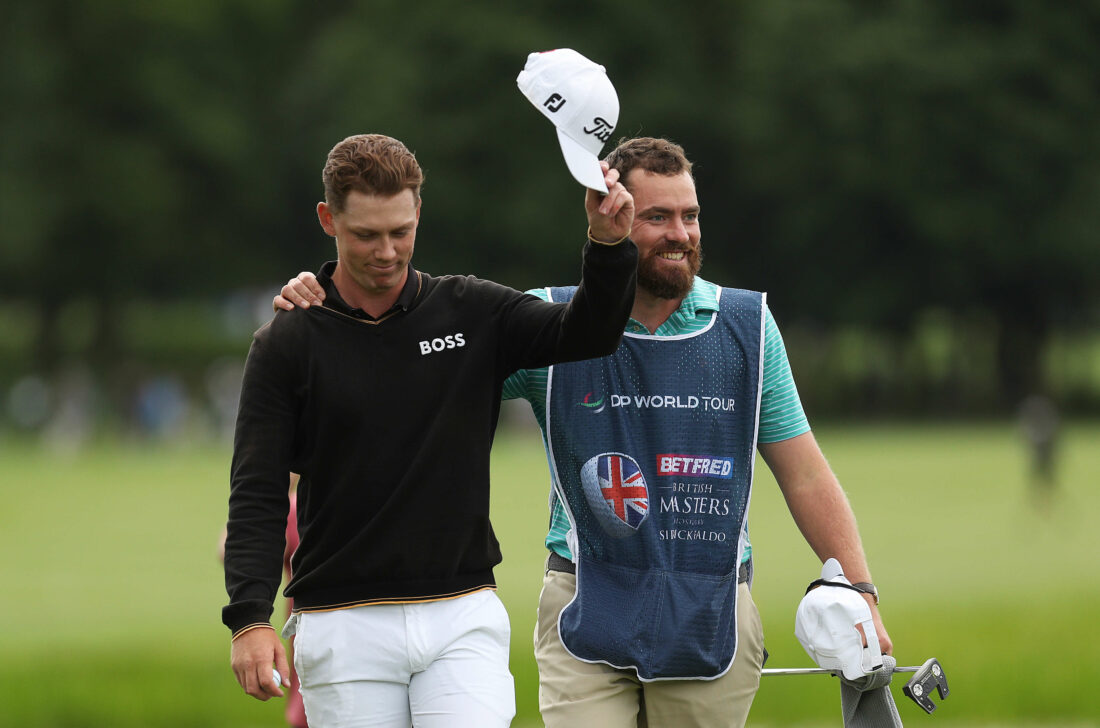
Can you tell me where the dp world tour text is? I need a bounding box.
[607,395,735,412]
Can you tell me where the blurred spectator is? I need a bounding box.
[134,375,189,438]
[7,375,53,430]
[1018,394,1060,504]
[43,365,98,453]
[204,357,245,443]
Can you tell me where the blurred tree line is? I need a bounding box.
[2,0,1098,435]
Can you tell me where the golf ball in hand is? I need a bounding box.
[273,668,282,687]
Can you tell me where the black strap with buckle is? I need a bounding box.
[547,551,751,583]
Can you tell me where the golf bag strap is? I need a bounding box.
[806,578,866,596]
[548,551,752,583]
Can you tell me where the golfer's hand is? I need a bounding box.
[586,162,634,244]
[230,627,290,700]
[273,272,325,311]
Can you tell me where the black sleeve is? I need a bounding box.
[221,320,298,635]
[500,239,637,373]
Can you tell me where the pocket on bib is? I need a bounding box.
[561,555,740,679]
[559,556,664,670]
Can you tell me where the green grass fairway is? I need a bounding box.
[2,421,1097,727]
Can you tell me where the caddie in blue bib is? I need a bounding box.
[545,285,765,680]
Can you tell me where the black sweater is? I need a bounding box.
[223,240,637,634]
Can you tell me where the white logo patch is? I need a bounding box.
[418,333,466,355]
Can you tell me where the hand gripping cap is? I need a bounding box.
[795,558,884,681]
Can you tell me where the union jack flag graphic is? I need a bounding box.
[597,454,649,529]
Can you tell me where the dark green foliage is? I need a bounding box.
[1,0,1098,409]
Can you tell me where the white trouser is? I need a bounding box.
[284,589,515,728]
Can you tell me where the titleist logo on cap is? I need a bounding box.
[585,116,614,143]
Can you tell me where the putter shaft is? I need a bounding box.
[761,665,920,675]
[763,658,950,714]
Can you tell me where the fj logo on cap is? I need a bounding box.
[544,93,566,112]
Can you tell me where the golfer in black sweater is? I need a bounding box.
[223,133,637,727]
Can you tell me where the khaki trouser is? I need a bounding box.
[534,564,765,728]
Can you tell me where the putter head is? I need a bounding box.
[902,658,950,713]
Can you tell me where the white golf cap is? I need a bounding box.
[794,558,884,681]
[517,48,619,193]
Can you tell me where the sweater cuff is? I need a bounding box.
[231,623,276,641]
[583,238,638,264]
[223,598,276,636]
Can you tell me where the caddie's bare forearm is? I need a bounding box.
[230,626,290,701]
[759,431,893,654]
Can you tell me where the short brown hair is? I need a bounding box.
[603,137,693,186]
[322,134,425,212]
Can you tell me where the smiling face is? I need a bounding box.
[317,188,420,311]
[626,170,703,300]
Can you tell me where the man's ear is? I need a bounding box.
[317,202,337,237]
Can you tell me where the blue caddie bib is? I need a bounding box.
[545,285,764,680]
